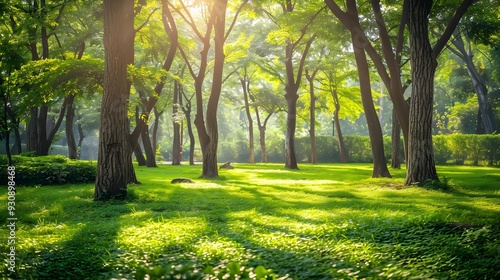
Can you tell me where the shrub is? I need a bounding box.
[0,155,96,186]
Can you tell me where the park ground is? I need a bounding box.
[1,163,499,279]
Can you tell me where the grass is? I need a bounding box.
[1,163,499,279]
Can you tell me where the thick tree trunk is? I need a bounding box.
[351,35,391,178]
[391,107,402,169]
[95,0,135,200]
[405,0,438,185]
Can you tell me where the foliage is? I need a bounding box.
[0,164,499,279]
[434,134,500,166]
[8,57,104,112]
[0,155,96,186]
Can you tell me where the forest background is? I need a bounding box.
[1,0,499,186]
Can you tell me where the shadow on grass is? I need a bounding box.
[3,163,499,279]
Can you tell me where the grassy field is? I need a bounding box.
[1,163,499,279]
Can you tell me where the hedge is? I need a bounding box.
[0,155,96,186]
[295,134,500,166]
[219,134,499,166]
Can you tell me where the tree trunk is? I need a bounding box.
[95,0,135,200]
[196,0,228,178]
[172,80,182,165]
[351,32,391,178]
[259,125,267,163]
[141,125,157,167]
[76,121,85,159]
[2,91,12,165]
[306,70,318,164]
[391,107,402,168]
[37,98,69,156]
[36,104,49,155]
[332,90,348,163]
[11,126,22,155]
[405,0,438,185]
[241,72,255,164]
[26,108,38,153]
[133,141,147,166]
[152,108,161,163]
[284,93,299,169]
[181,93,195,165]
[451,33,496,134]
[65,95,78,159]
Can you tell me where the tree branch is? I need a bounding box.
[432,0,475,58]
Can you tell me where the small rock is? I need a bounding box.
[171,178,194,183]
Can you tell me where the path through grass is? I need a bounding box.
[1,163,499,279]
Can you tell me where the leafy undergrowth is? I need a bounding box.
[1,163,499,279]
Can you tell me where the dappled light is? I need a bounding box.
[1,0,500,278]
[1,163,499,278]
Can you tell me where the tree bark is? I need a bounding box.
[95,0,135,200]
[405,0,438,185]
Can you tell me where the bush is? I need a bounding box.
[0,155,96,186]
[434,134,500,166]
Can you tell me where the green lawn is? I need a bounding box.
[1,163,499,279]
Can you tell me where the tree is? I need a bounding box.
[240,67,256,164]
[166,0,248,178]
[444,9,499,134]
[172,77,183,165]
[325,0,411,167]
[94,0,135,199]
[305,68,319,163]
[325,0,391,177]
[404,0,475,185]
[264,1,322,169]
